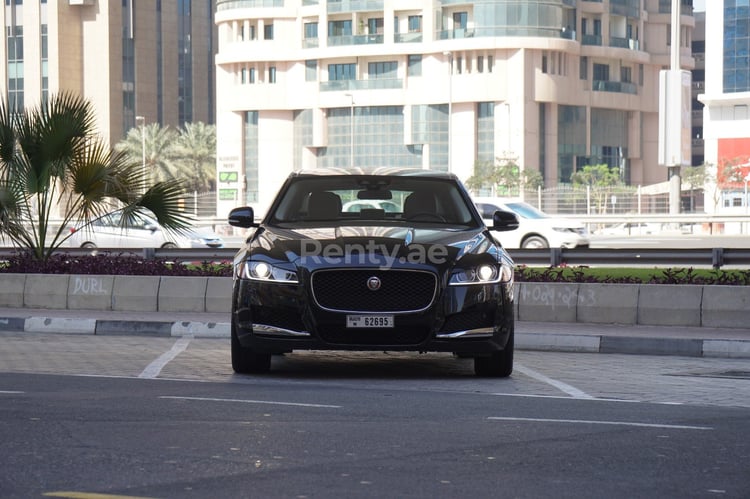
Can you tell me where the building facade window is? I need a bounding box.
[304,22,318,39]
[328,20,352,36]
[558,105,586,183]
[269,66,276,83]
[723,0,750,93]
[244,111,259,203]
[477,102,495,163]
[408,15,422,32]
[407,55,422,76]
[305,59,317,81]
[264,24,274,40]
[369,61,397,79]
[328,63,356,80]
[591,108,629,182]
[320,106,421,169]
[412,104,449,171]
[177,0,193,125]
[6,23,23,114]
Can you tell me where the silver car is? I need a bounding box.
[68,210,224,249]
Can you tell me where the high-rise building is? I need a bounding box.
[0,0,217,146]
[700,0,750,214]
[691,10,705,167]
[214,0,695,216]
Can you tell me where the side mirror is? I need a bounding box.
[228,207,258,228]
[491,210,519,232]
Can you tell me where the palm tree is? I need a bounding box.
[170,122,217,192]
[0,92,192,262]
[118,121,216,193]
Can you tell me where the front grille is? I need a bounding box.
[311,269,437,312]
[318,326,431,346]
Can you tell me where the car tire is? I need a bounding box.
[161,242,177,249]
[231,321,271,374]
[521,235,548,249]
[474,328,514,377]
[81,242,97,249]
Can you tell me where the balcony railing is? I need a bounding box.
[394,32,422,43]
[582,34,603,46]
[610,36,640,50]
[593,80,637,94]
[327,34,384,46]
[320,78,403,91]
[326,0,384,13]
[302,38,319,48]
[438,26,571,40]
[216,0,284,10]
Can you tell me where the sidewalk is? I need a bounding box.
[0,307,748,359]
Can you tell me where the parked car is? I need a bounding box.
[473,197,589,249]
[596,222,661,236]
[227,168,520,377]
[68,210,224,249]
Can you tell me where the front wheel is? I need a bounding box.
[231,321,271,374]
[521,235,548,249]
[474,328,514,377]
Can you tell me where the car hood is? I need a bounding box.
[243,225,500,269]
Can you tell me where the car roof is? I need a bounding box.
[287,167,459,180]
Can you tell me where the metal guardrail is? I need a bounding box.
[2,247,750,269]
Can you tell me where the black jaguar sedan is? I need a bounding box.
[227,168,519,377]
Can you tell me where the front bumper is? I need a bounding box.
[233,277,513,355]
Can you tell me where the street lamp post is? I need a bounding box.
[135,115,146,191]
[344,93,354,168]
[443,51,453,173]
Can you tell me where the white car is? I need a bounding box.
[597,222,661,236]
[473,197,589,249]
[68,210,224,249]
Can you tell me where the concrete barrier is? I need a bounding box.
[158,276,208,312]
[24,274,68,309]
[637,285,703,327]
[3,274,749,329]
[112,275,160,312]
[576,283,639,325]
[67,275,115,311]
[701,286,750,328]
[0,273,25,307]
[206,277,232,313]
[517,282,578,322]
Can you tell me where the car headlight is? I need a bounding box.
[237,260,298,283]
[449,262,513,285]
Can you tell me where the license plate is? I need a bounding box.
[346,315,394,328]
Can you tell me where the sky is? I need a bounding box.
[694,0,705,12]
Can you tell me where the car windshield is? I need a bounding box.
[504,202,550,220]
[268,175,479,227]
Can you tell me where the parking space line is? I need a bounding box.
[514,363,594,399]
[160,395,341,408]
[488,416,713,431]
[138,337,192,379]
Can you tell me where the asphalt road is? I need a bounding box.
[1,332,749,499]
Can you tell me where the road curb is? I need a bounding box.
[3,315,749,359]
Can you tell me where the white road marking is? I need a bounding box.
[488,416,713,430]
[160,395,341,409]
[138,337,192,379]
[0,390,24,394]
[514,363,594,399]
